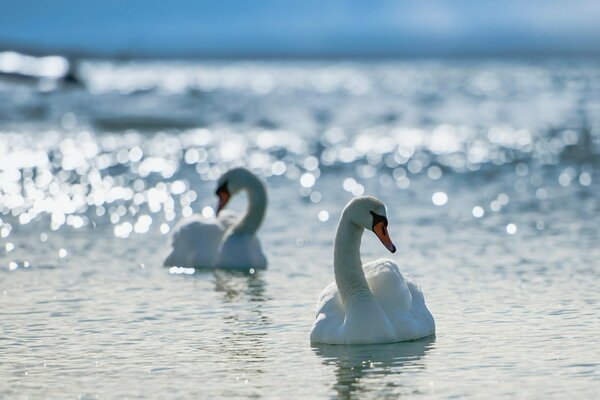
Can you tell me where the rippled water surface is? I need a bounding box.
[1,59,599,398]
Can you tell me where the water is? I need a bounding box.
[1,59,599,398]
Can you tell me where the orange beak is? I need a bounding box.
[216,190,230,216]
[373,221,396,253]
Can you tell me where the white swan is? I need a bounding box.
[163,167,267,270]
[310,196,435,344]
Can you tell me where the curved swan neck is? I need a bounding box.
[232,176,267,235]
[333,213,372,305]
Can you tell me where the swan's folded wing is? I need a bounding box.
[164,216,226,267]
[215,233,267,270]
[363,258,412,312]
[310,281,346,343]
[405,275,436,335]
[314,281,344,318]
[364,259,435,339]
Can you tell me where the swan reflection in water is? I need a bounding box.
[212,269,268,303]
[212,269,270,382]
[313,337,435,398]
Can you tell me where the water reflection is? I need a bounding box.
[213,270,267,303]
[313,337,435,399]
[213,270,270,384]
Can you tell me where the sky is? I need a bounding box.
[1,0,599,57]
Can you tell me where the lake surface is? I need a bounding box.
[1,59,599,398]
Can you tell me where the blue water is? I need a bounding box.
[1,59,599,398]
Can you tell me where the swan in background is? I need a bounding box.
[310,196,435,344]
[164,167,267,270]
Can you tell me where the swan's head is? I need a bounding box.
[215,167,257,215]
[344,196,396,253]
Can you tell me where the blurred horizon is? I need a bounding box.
[1,0,600,58]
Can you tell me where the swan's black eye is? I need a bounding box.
[369,210,388,230]
[216,181,228,196]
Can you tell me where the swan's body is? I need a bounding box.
[163,209,237,268]
[163,168,267,270]
[310,196,435,344]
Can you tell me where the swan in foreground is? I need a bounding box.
[163,167,267,269]
[310,196,435,344]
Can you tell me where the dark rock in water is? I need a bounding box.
[62,59,82,86]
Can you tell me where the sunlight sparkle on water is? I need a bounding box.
[318,210,330,222]
[160,223,170,234]
[134,215,152,233]
[497,193,510,205]
[536,188,548,200]
[490,200,501,212]
[506,223,517,235]
[432,192,448,206]
[396,177,410,189]
[343,178,356,192]
[309,191,322,203]
[202,207,215,218]
[427,166,443,180]
[169,266,195,275]
[300,173,316,188]
[559,173,572,187]
[303,156,319,171]
[114,222,133,238]
[472,206,485,218]
[579,173,592,186]
[271,161,287,176]
[351,184,365,196]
